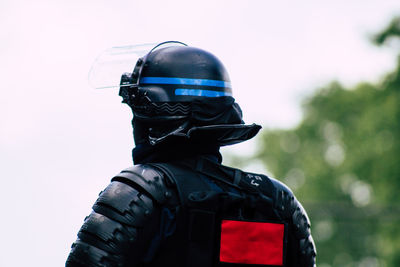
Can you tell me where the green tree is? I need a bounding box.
[254,17,400,266]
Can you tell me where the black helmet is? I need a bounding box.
[119,41,261,146]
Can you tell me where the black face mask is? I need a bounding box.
[131,96,259,146]
[190,96,243,126]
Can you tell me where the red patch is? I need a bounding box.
[220,220,285,266]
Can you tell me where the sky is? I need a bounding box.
[1,0,400,266]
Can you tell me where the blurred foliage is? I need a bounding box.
[373,16,400,46]
[254,18,400,267]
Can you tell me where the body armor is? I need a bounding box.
[66,157,316,267]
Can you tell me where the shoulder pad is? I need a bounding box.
[270,178,316,266]
[270,177,296,218]
[270,177,311,237]
[269,177,294,196]
[112,164,171,204]
[93,181,154,226]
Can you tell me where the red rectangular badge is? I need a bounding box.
[220,220,285,266]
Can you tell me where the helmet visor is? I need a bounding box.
[88,43,157,89]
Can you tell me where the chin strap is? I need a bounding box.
[148,121,191,145]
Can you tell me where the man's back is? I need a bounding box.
[66,156,316,266]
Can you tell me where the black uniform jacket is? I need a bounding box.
[66,154,316,267]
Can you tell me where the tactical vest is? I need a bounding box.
[146,157,291,267]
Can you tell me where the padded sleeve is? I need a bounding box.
[271,178,317,267]
[66,165,171,267]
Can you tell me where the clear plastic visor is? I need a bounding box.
[88,43,157,89]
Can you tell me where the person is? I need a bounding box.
[66,42,316,267]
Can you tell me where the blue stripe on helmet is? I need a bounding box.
[175,88,232,97]
[140,77,231,88]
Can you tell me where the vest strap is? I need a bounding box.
[148,162,216,267]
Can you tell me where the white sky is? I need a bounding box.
[1,0,399,266]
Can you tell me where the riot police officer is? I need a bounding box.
[66,42,316,267]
